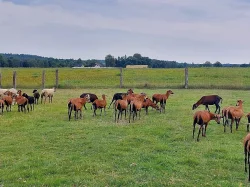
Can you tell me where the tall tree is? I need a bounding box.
[213,61,222,67]
[203,61,212,67]
[105,54,116,67]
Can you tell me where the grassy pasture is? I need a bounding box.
[0,88,250,186]
[0,67,250,89]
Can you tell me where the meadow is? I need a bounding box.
[0,88,250,186]
[0,67,250,89]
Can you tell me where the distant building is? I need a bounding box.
[93,63,101,68]
[126,65,148,68]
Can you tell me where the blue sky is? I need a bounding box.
[0,0,249,64]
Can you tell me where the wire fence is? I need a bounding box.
[0,67,249,90]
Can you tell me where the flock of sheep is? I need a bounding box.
[67,89,174,122]
[2,87,250,181]
[0,87,55,113]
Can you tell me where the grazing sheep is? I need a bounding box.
[0,99,4,114]
[192,110,221,141]
[114,94,128,122]
[92,94,107,117]
[142,98,159,115]
[16,90,29,113]
[33,89,40,104]
[68,94,90,121]
[192,95,222,114]
[80,93,98,110]
[22,93,35,111]
[41,87,55,104]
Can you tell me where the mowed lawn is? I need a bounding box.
[0,88,250,186]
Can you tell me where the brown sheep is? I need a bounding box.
[2,91,13,112]
[16,90,29,113]
[129,93,147,123]
[152,90,174,113]
[114,94,128,122]
[225,100,244,133]
[92,94,107,117]
[142,98,159,115]
[68,94,90,121]
[192,110,221,141]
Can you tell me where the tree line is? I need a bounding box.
[0,53,249,68]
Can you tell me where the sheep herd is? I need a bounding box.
[0,87,55,113]
[67,89,174,122]
[2,87,250,181]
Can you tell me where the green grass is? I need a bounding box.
[0,67,250,89]
[0,88,250,186]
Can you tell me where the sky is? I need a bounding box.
[0,0,249,64]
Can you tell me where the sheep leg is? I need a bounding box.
[223,120,226,133]
[129,109,132,123]
[249,161,250,182]
[120,110,122,120]
[197,126,202,141]
[203,123,208,137]
[192,122,196,139]
[230,119,234,133]
[108,100,114,109]
[205,105,210,112]
[201,126,204,137]
[80,109,82,119]
[245,145,248,172]
[125,109,127,119]
[236,119,239,130]
[75,110,77,120]
[215,104,220,114]
[68,105,72,121]
[115,109,117,122]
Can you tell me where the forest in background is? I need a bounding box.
[0,53,249,68]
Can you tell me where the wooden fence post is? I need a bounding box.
[120,68,123,88]
[13,71,16,89]
[42,70,45,89]
[55,69,59,88]
[0,73,2,88]
[184,67,188,89]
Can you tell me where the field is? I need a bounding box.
[0,88,250,186]
[0,67,250,89]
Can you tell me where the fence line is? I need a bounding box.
[0,67,249,89]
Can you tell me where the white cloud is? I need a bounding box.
[0,0,249,64]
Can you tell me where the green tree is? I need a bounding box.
[203,61,212,67]
[0,54,6,67]
[105,54,116,67]
[213,61,222,67]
